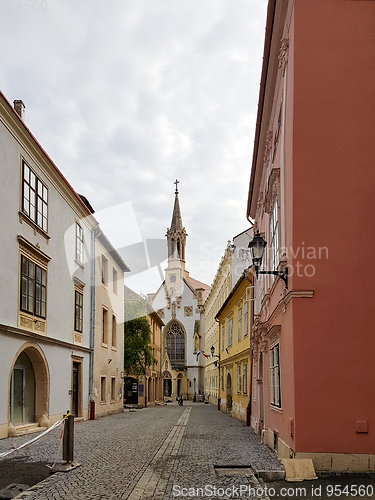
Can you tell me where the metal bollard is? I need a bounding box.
[63,411,74,463]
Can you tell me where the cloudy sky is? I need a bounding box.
[0,0,267,295]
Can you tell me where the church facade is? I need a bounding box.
[152,183,209,401]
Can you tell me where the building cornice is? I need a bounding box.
[0,323,92,353]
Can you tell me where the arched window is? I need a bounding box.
[166,322,185,364]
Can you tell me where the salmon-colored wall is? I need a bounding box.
[292,0,375,453]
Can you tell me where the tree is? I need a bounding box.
[124,297,157,376]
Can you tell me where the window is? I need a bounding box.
[111,377,116,401]
[166,322,185,363]
[244,301,248,337]
[221,324,225,351]
[237,307,242,341]
[243,364,247,394]
[221,369,224,391]
[270,344,281,407]
[20,255,47,318]
[102,308,108,344]
[74,290,83,332]
[22,162,48,232]
[253,362,257,401]
[237,365,241,394]
[101,255,108,285]
[270,198,279,279]
[228,318,233,347]
[101,376,106,402]
[75,223,84,264]
[112,267,117,294]
[111,314,117,349]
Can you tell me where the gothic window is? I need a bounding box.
[166,321,185,364]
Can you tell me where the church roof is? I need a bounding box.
[187,276,210,301]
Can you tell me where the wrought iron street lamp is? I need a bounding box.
[210,345,220,368]
[248,230,288,288]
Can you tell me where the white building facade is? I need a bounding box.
[0,93,97,438]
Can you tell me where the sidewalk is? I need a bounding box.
[0,403,283,499]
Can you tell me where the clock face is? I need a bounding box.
[170,275,176,283]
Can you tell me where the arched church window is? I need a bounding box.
[166,321,185,364]
[177,241,180,258]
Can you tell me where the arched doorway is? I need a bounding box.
[163,371,172,398]
[9,344,49,427]
[226,373,232,413]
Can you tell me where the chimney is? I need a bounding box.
[13,100,26,121]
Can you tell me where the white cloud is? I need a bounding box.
[0,0,267,294]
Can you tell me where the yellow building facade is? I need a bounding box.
[216,274,252,423]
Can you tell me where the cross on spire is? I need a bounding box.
[174,179,179,194]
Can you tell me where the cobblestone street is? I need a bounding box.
[0,403,283,499]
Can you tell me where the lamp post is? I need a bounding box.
[248,230,288,288]
[193,377,196,402]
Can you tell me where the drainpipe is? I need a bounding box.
[243,267,253,426]
[89,224,98,415]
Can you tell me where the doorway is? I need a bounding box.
[226,373,232,412]
[10,351,36,425]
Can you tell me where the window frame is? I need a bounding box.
[237,365,241,394]
[237,306,242,341]
[111,377,116,401]
[270,197,279,280]
[270,344,281,408]
[20,254,47,319]
[111,314,117,349]
[22,161,48,233]
[101,255,108,286]
[74,290,83,333]
[100,376,106,403]
[243,363,247,395]
[102,307,108,345]
[75,222,84,264]
[227,318,233,347]
[112,267,118,295]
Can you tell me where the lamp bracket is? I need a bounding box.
[256,267,288,289]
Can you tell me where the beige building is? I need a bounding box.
[91,231,129,418]
[137,309,164,406]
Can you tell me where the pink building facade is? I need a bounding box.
[247,0,375,472]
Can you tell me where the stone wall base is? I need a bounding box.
[261,426,375,473]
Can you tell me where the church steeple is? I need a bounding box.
[166,180,187,272]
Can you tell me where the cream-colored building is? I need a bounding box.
[91,231,129,418]
[203,244,232,405]
[203,229,253,406]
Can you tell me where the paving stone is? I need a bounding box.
[0,403,283,499]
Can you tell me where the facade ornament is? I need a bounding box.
[166,297,171,309]
[264,130,273,166]
[176,296,181,309]
[184,306,193,317]
[157,308,164,319]
[278,37,289,73]
[265,168,280,214]
[172,301,176,319]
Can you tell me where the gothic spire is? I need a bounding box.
[170,179,183,231]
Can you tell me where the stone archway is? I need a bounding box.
[9,343,49,433]
[226,372,232,413]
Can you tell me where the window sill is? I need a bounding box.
[74,259,85,270]
[270,405,283,414]
[111,346,117,351]
[101,343,108,349]
[19,211,50,242]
